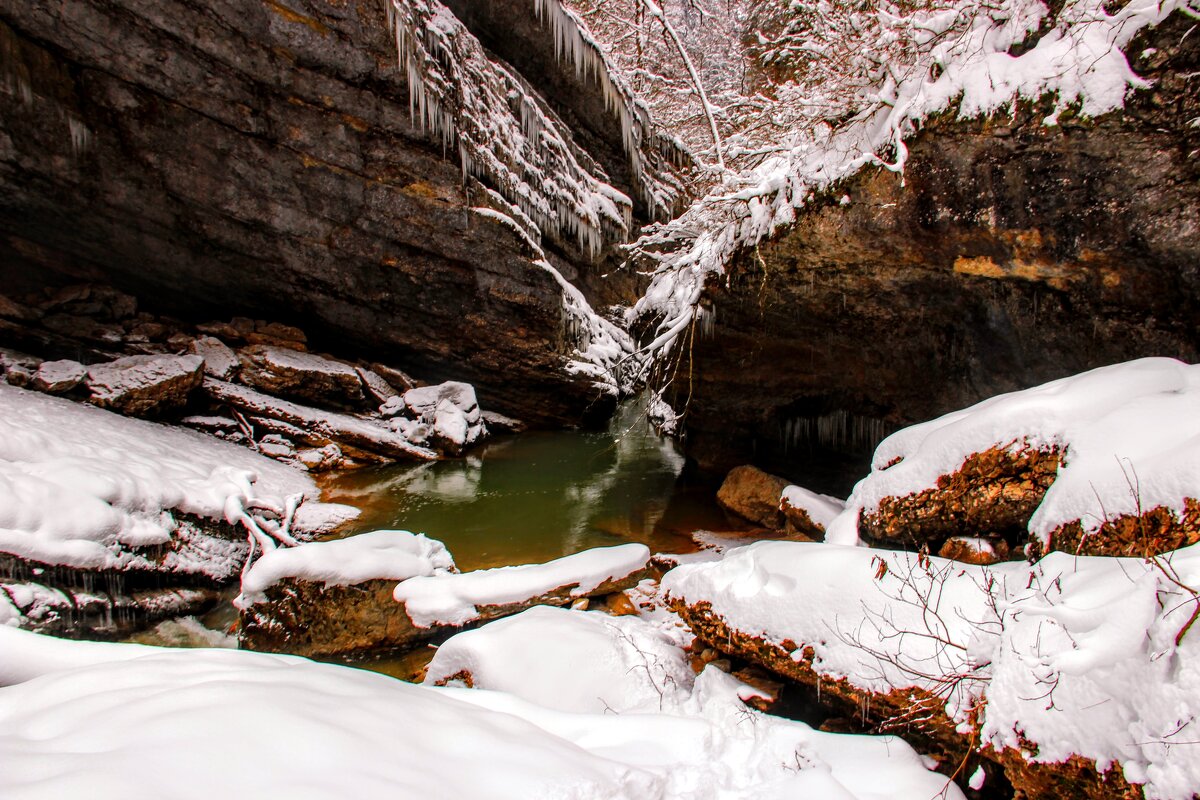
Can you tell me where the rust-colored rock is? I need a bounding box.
[1037,497,1200,559]
[938,536,1009,565]
[716,465,791,529]
[860,445,1062,550]
[671,599,972,768]
[603,590,639,616]
[988,747,1144,800]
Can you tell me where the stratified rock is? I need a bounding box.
[356,366,399,405]
[30,359,85,394]
[371,363,417,393]
[716,465,791,528]
[204,378,437,462]
[1,348,41,387]
[245,321,306,349]
[481,410,526,433]
[238,345,365,410]
[85,354,204,416]
[860,445,1062,551]
[188,336,240,380]
[0,294,39,322]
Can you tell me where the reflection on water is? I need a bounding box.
[318,399,712,570]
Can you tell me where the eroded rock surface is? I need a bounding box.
[85,354,204,416]
[663,14,1200,493]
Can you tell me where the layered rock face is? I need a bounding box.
[668,15,1200,493]
[0,0,646,426]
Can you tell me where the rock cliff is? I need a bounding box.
[0,0,664,426]
[664,13,1200,492]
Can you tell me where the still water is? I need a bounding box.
[316,400,717,571]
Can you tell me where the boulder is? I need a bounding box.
[403,381,487,453]
[860,445,1062,551]
[188,336,240,380]
[716,465,791,528]
[30,359,85,394]
[85,354,204,416]
[356,366,399,405]
[779,484,845,539]
[938,536,1008,565]
[238,345,365,410]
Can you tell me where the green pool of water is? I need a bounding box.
[317,400,718,571]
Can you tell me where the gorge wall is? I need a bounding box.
[669,13,1200,494]
[0,0,650,426]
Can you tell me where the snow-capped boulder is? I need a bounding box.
[238,345,366,410]
[403,381,486,453]
[834,358,1200,558]
[780,484,845,539]
[85,353,204,416]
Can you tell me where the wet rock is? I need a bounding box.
[860,445,1062,551]
[0,294,39,322]
[716,465,791,528]
[238,345,365,410]
[30,359,85,394]
[188,336,239,380]
[85,354,204,417]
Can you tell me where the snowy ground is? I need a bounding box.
[0,615,961,800]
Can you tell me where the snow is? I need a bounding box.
[627,0,1193,364]
[0,384,341,574]
[426,605,694,712]
[426,605,963,799]
[824,357,1200,546]
[403,381,487,447]
[238,529,455,606]
[394,543,651,626]
[663,539,1200,799]
[0,625,958,800]
[780,484,846,530]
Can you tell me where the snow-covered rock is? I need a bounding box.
[828,358,1200,557]
[664,538,1200,799]
[85,353,204,417]
[780,484,845,539]
[239,530,455,606]
[403,381,486,452]
[0,383,336,575]
[395,543,652,627]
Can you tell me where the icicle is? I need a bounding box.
[67,115,91,157]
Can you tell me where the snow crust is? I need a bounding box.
[664,540,1200,799]
[825,357,1200,546]
[394,543,650,626]
[0,384,330,573]
[629,0,1192,361]
[238,529,455,606]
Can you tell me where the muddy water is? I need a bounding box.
[316,400,721,571]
